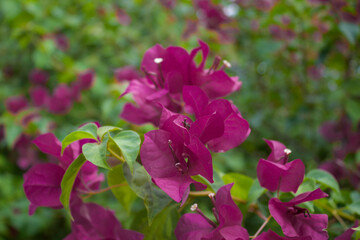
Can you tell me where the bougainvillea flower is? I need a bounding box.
[175,183,249,240]
[183,85,250,152]
[257,139,305,193]
[64,199,143,240]
[115,6,131,26]
[269,188,329,239]
[335,220,359,240]
[120,40,242,126]
[121,78,181,126]
[255,230,311,240]
[76,69,95,90]
[14,134,40,169]
[47,84,73,114]
[29,69,49,85]
[5,95,28,114]
[54,33,69,51]
[115,66,141,82]
[23,133,103,215]
[194,0,228,30]
[30,86,49,107]
[141,110,213,202]
[189,41,241,99]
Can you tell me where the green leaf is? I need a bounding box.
[339,22,360,45]
[109,130,140,174]
[61,123,98,155]
[307,169,340,193]
[347,201,360,215]
[345,99,360,123]
[222,173,253,201]
[60,154,86,219]
[297,178,317,195]
[144,204,179,240]
[191,170,224,193]
[247,179,266,203]
[97,126,122,141]
[123,162,172,224]
[107,164,137,213]
[82,135,110,169]
[191,175,215,192]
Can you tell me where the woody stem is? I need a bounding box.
[250,215,272,239]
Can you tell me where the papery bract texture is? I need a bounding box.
[257,139,305,193]
[140,111,213,202]
[120,40,242,126]
[183,86,250,152]
[269,188,329,239]
[23,132,103,214]
[175,183,248,240]
[64,200,143,240]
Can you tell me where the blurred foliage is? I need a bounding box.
[0,0,359,239]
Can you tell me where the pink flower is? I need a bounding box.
[65,199,143,240]
[5,95,28,114]
[120,41,242,126]
[115,66,141,82]
[175,184,249,240]
[269,188,329,239]
[29,69,49,85]
[140,108,213,202]
[23,133,103,215]
[257,139,305,193]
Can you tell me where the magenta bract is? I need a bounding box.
[269,188,329,239]
[65,199,143,240]
[23,133,103,215]
[120,40,242,126]
[175,184,249,240]
[29,69,49,85]
[140,111,213,202]
[5,95,28,114]
[257,139,305,193]
[183,86,250,152]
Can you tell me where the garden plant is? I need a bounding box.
[0,0,360,239]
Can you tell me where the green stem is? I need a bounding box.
[315,201,355,222]
[108,148,125,163]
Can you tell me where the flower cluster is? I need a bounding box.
[4,69,95,169]
[132,42,250,203]
[120,40,241,126]
[23,132,103,215]
[319,116,360,188]
[6,69,94,115]
[257,139,329,239]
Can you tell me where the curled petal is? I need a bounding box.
[264,139,287,163]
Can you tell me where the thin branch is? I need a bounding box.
[81,183,127,200]
[250,215,272,239]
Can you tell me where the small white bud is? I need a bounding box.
[190,203,198,211]
[154,58,163,64]
[284,148,292,155]
[223,60,231,68]
[208,193,215,198]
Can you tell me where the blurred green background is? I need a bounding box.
[1,0,359,239]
